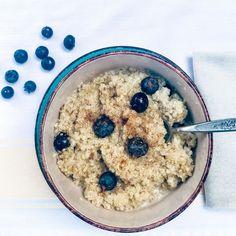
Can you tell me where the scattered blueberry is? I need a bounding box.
[14,49,28,64]
[1,86,14,99]
[35,46,49,59]
[53,132,70,152]
[5,70,19,83]
[63,35,75,50]
[41,56,55,71]
[99,171,117,191]
[41,26,53,39]
[24,80,37,93]
[93,114,115,138]
[127,137,149,157]
[130,92,149,113]
[141,76,159,95]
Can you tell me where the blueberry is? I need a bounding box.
[5,70,19,83]
[93,115,115,138]
[41,26,53,39]
[14,49,28,64]
[41,56,55,71]
[99,171,117,191]
[63,35,75,50]
[35,46,49,59]
[141,76,159,95]
[1,86,14,99]
[130,92,149,113]
[53,132,70,152]
[24,81,37,93]
[127,137,149,157]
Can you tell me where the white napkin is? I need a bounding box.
[193,53,236,208]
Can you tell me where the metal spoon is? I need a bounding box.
[164,118,236,142]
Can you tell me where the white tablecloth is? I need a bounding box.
[0,0,236,235]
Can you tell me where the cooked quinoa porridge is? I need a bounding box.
[53,68,196,211]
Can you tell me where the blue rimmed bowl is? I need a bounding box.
[35,46,212,232]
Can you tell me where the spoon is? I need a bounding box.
[164,118,236,142]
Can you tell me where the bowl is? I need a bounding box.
[35,46,212,232]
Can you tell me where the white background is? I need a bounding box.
[0,0,236,235]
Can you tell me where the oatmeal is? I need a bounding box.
[54,68,196,211]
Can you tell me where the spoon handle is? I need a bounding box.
[176,118,236,133]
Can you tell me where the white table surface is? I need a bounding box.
[0,0,236,235]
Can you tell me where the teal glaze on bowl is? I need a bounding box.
[35,46,213,232]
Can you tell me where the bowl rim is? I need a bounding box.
[35,46,213,233]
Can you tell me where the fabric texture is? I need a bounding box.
[193,53,236,208]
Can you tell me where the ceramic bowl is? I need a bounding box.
[35,46,212,232]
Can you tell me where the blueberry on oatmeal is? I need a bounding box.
[127,137,149,157]
[99,171,117,191]
[130,92,148,113]
[141,76,159,95]
[93,114,115,138]
[53,132,70,152]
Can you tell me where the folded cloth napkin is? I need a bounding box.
[193,53,236,208]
